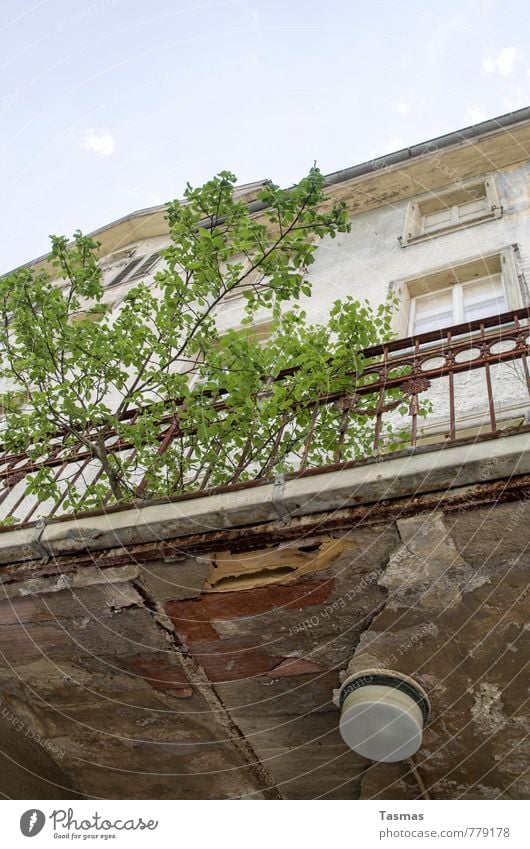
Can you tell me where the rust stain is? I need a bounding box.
[4,471,530,580]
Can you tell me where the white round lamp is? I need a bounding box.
[336,669,430,763]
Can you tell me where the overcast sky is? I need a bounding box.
[1,0,529,271]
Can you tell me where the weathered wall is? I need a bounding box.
[345,506,529,800]
[0,711,81,799]
[93,159,530,337]
[0,489,527,799]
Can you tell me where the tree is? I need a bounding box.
[0,168,407,518]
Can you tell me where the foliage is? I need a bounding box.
[0,168,412,516]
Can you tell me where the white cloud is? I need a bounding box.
[80,129,115,156]
[482,46,519,76]
[468,108,486,123]
[396,100,412,114]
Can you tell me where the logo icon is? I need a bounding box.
[20,810,46,837]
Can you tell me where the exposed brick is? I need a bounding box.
[267,658,327,678]
[190,638,280,682]
[125,654,193,698]
[165,579,333,643]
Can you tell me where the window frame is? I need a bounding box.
[104,252,160,291]
[401,175,502,246]
[407,274,507,336]
[390,248,524,339]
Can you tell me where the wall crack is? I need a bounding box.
[131,575,285,800]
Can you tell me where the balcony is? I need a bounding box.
[0,308,529,532]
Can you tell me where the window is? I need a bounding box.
[390,249,523,338]
[101,247,134,264]
[402,177,501,245]
[410,275,506,335]
[105,253,160,290]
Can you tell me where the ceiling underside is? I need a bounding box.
[0,491,527,800]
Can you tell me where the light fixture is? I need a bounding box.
[334,669,430,763]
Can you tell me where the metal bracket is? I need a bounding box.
[272,474,291,525]
[30,517,50,563]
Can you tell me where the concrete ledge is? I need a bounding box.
[0,431,529,566]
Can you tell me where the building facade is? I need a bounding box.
[0,109,529,800]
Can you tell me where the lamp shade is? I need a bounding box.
[337,670,430,763]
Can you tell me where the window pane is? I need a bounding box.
[463,296,506,322]
[413,289,453,334]
[462,276,503,301]
[414,311,454,334]
[127,253,159,281]
[462,276,506,321]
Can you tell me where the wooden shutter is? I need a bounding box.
[456,197,488,223]
[421,207,453,234]
[107,257,144,289]
[127,253,159,281]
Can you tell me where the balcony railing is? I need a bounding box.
[0,308,529,528]
[358,306,530,446]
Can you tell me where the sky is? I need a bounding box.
[1,0,529,271]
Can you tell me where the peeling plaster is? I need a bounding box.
[470,683,506,735]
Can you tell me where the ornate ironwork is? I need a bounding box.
[0,307,529,527]
[398,377,432,395]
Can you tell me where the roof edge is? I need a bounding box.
[322,106,530,188]
[5,106,530,275]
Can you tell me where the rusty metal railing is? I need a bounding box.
[0,308,529,527]
[357,307,530,448]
